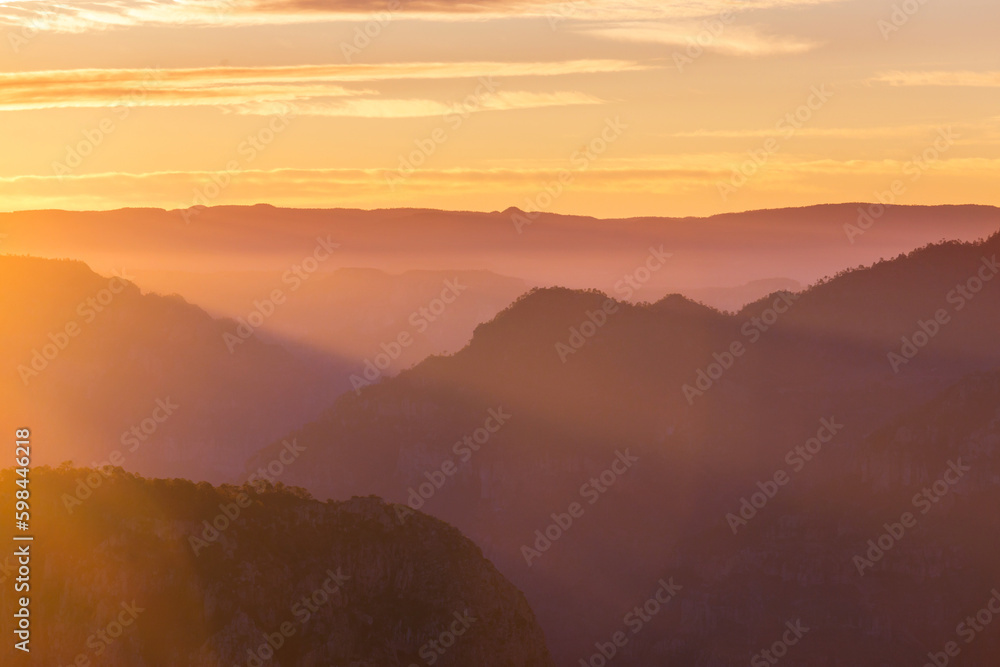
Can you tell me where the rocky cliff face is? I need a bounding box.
[0,467,554,666]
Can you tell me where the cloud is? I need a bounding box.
[0,79,369,112]
[0,59,644,88]
[0,60,635,113]
[236,90,603,117]
[868,71,1000,87]
[0,0,854,32]
[246,0,849,20]
[664,124,957,139]
[4,156,997,211]
[578,21,818,56]
[0,166,726,213]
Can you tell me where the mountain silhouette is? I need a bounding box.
[0,256,346,481]
[248,230,1000,664]
[0,466,554,666]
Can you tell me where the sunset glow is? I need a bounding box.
[2,0,998,216]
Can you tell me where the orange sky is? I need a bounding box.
[1,0,998,216]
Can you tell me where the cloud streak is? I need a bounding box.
[578,21,818,56]
[869,71,1000,88]
[3,156,997,213]
[0,60,635,113]
[0,0,854,32]
[664,124,963,139]
[234,90,604,117]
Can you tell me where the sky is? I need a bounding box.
[0,0,998,217]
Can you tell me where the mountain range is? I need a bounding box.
[245,227,1000,664]
[3,204,1000,664]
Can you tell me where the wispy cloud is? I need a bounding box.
[0,0,854,32]
[578,21,818,56]
[0,60,635,113]
[235,90,604,117]
[251,0,851,20]
[4,155,997,212]
[0,59,644,88]
[0,166,728,213]
[664,124,957,139]
[869,71,1000,87]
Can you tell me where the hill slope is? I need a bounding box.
[0,466,555,666]
[0,256,346,481]
[250,231,1000,664]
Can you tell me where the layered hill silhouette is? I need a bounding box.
[3,203,998,310]
[5,208,1000,664]
[127,267,528,370]
[0,256,346,480]
[0,466,554,666]
[248,230,1000,664]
